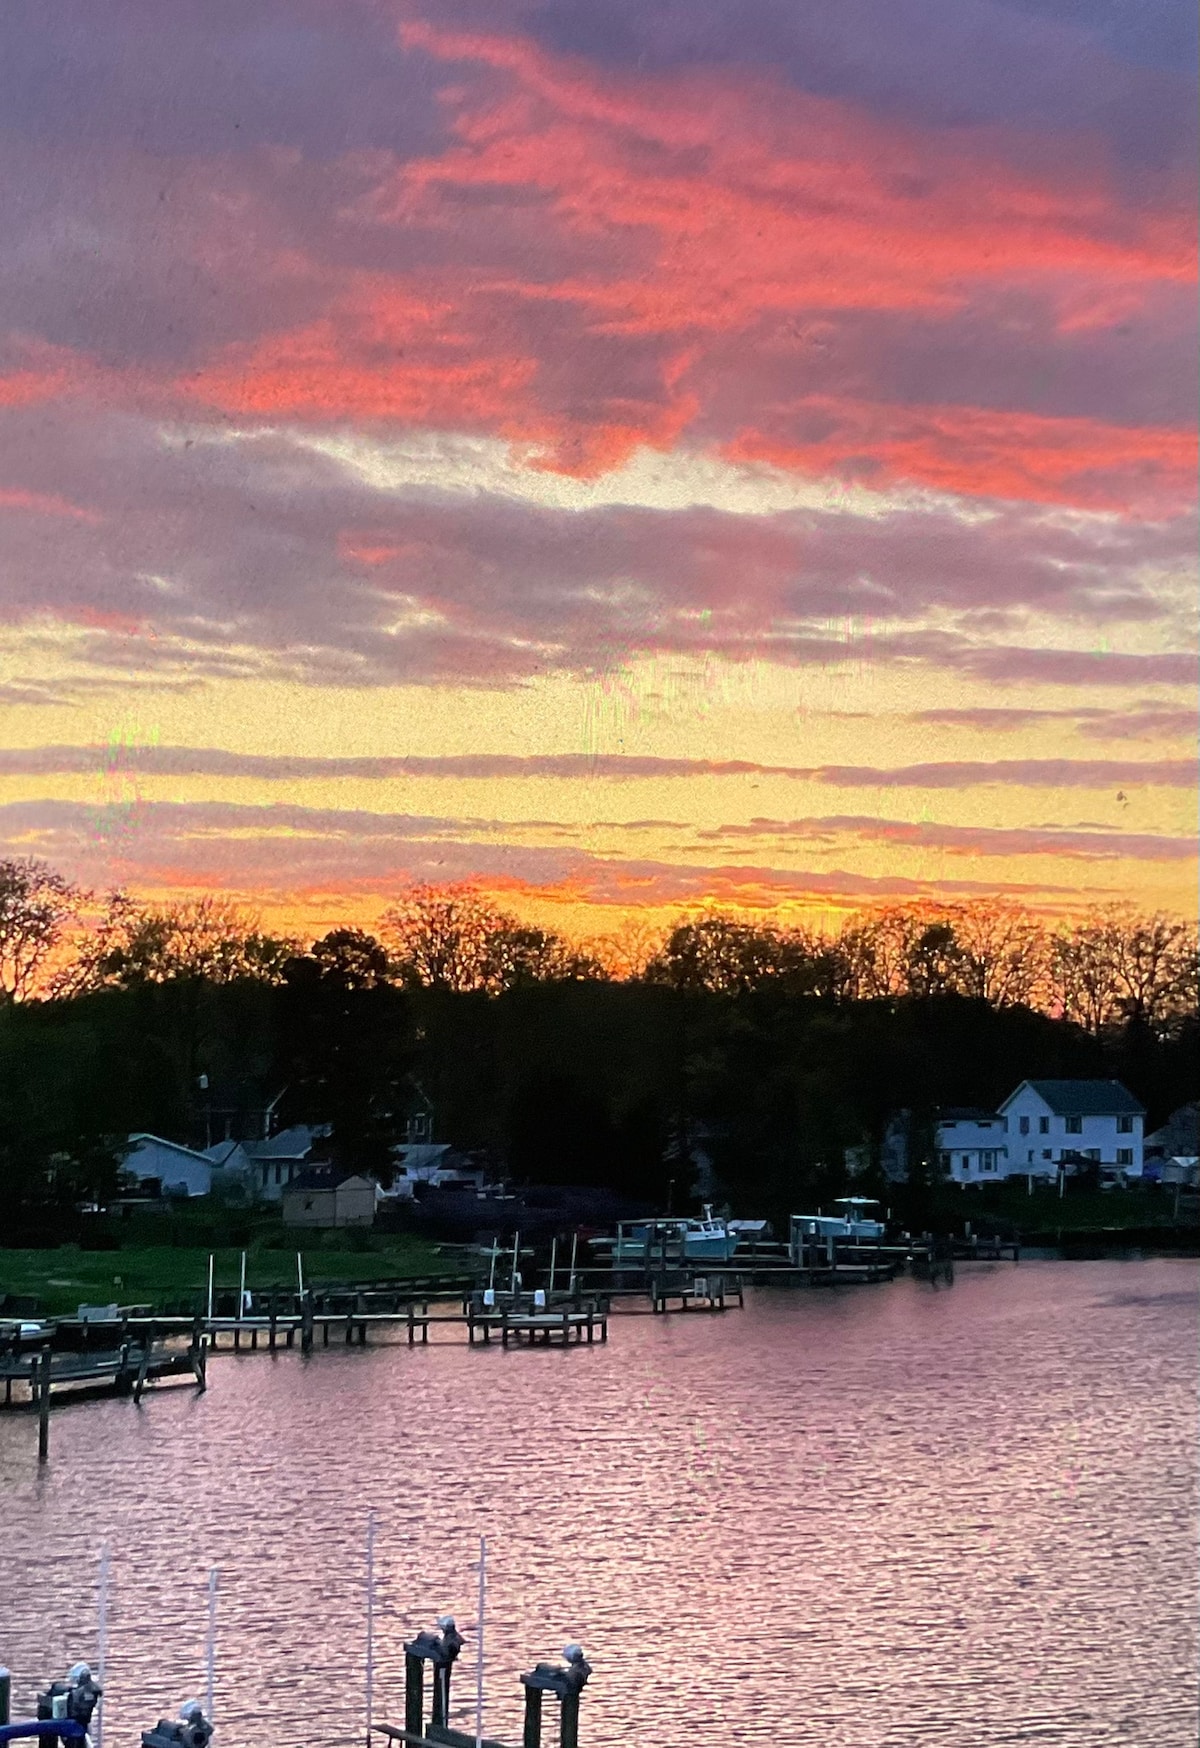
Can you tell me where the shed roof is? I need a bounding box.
[285,1166,371,1193]
[1002,1080,1144,1116]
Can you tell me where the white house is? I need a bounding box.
[998,1080,1144,1179]
[935,1108,1009,1184]
[237,1125,330,1201]
[121,1134,215,1199]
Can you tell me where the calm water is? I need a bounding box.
[0,1261,1196,1748]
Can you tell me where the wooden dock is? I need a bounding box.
[0,1321,208,1461]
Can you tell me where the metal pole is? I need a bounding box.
[568,1231,578,1295]
[296,1252,305,1302]
[204,1568,218,1724]
[95,1543,111,1748]
[238,1252,247,1321]
[487,1241,499,1292]
[510,1234,520,1296]
[475,1536,487,1748]
[548,1236,558,1297]
[365,1511,377,1746]
[206,1254,215,1322]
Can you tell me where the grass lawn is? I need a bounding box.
[0,1237,460,1317]
[932,1181,1196,1233]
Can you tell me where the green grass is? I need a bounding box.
[0,1237,460,1317]
[932,1181,1197,1234]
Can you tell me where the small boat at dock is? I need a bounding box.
[789,1197,887,1262]
[592,1205,741,1265]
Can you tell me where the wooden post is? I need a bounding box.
[191,1318,207,1391]
[522,1686,543,1748]
[430,1664,447,1730]
[301,1294,314,1354]
[37,1346,51,1462]
[269,1311,278,1353]
[132,1336,153,1403]
[404,1654,424,1739]
[0,1664,11,1726]
[559,1691,581,1748]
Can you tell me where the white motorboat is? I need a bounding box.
[593,1205,741,1265]
[789,1197,887,1261]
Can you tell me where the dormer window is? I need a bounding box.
[1065,1116,1082,1134]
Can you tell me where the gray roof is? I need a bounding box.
[1145,1102,1199,1153]
[937,1107,996,1122]
[1007,1080,1144,1117]
[247,1124,329,1160]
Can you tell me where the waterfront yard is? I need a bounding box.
[929,1180,1198,1236]
[0,1235,459,1317]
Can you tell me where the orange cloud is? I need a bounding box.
[730,397,1199,509]
[206,17,1191,497]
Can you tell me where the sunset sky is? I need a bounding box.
[1,0,1196,940]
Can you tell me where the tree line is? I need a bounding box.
[2,857,1196,1036]
[0,857,1195,1234]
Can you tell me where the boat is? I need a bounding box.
[788,1197,887,1262]
[593,1205,741,1265]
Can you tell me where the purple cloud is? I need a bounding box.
[0,745,1192,788]
[701,814,1197,860]
[0,797,1090,904]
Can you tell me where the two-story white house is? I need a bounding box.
[998,1080,1144,1179]
[934,1108,1010,1184]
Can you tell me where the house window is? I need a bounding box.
[981,1152,996,1171]
[275,1164,283,1185]
[1027,1150,1034,1163]
[1042,1150,1052,1160]
[1065,1116,1082,1134]
[1039,1116,1049,1134]
[1117,1116,1133,1134]
[939,1152,951,1170]
[1019,1116,1030,1135]
[1117,1149,1133,1167]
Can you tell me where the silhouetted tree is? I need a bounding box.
[0,857,83,1001]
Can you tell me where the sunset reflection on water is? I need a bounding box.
[1,1262,1195,1748]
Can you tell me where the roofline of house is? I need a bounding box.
[997,1079,1145,1116]
[126,1133,213,1163]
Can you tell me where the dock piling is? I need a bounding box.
[37,1346,51,1462]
